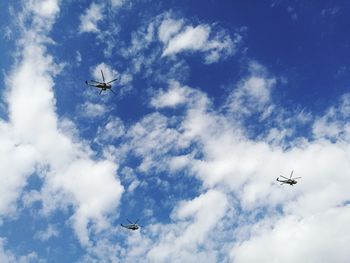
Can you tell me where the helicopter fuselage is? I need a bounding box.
[276,177,297,185]
[121,224,139,230]
[95,83,111,90]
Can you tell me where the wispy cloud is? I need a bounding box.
[34,224,59,241]
[0,238,42,262]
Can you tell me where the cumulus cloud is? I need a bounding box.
[150,80,193,108]
[225,61,276,119]
[3,0,124,247]
[231,207,350,263]
[79,2,104,33]
[158,18,184,43]
[160,17,239,63]
[78,102,109,118]
[112,12,235,69]
[163,25,210,55]
[151,80,210,110]
[95,117,125,142]
[4,1,350,262]
[27,0,59,18]
[0,123,37,216]
[122,74,350,262]
[124,112,187,173]
[147,190,228,262]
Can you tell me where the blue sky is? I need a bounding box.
[1,0,350,262]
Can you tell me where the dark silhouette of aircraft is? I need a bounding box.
[85,69,118,95]
[121,219,142,231]
[276,170,301,186]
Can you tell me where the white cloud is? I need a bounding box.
[151,80,192,108]
[127,179,140,193]
[0,123,37,216]
[110,0,128,8]
[95,117,125,142]
[158,18,184,43]
[116,75,350,262]
[49,159,123,245]
[77,1,129,56]
[4,1,350,261]
[75,50,82,65]
[125,112,187,173]
[231,207,350,263]
[151,80,211,111]
[162,25,210,56]
[146,190,228,262]
[160,17,239,63]
[312,93,350,141]
[225,62,276,119]
[119,21,159,75]
[27,0,59,18]
[34,224,59,241]
[79,2,104,33]
[2,0,124,247]
[0,238,42,263]
[92,62,118,83]
[78,102,109,119]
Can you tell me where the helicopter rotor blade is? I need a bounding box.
[85,82,97,88]
[107,78,118,84]
[280,175,289,180]
[290,170,294,179]
[135,219,139,224]
[99,89,103,95]
[85,81,94,87]
[110,89,117,95]
[90,79,103,84]
[293,177,301,179]
[127,219,133,224]
[101,70,105,82]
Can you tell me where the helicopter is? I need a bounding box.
[276,170,301,186]
[121,219,142,231]
[85,69,118,95]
